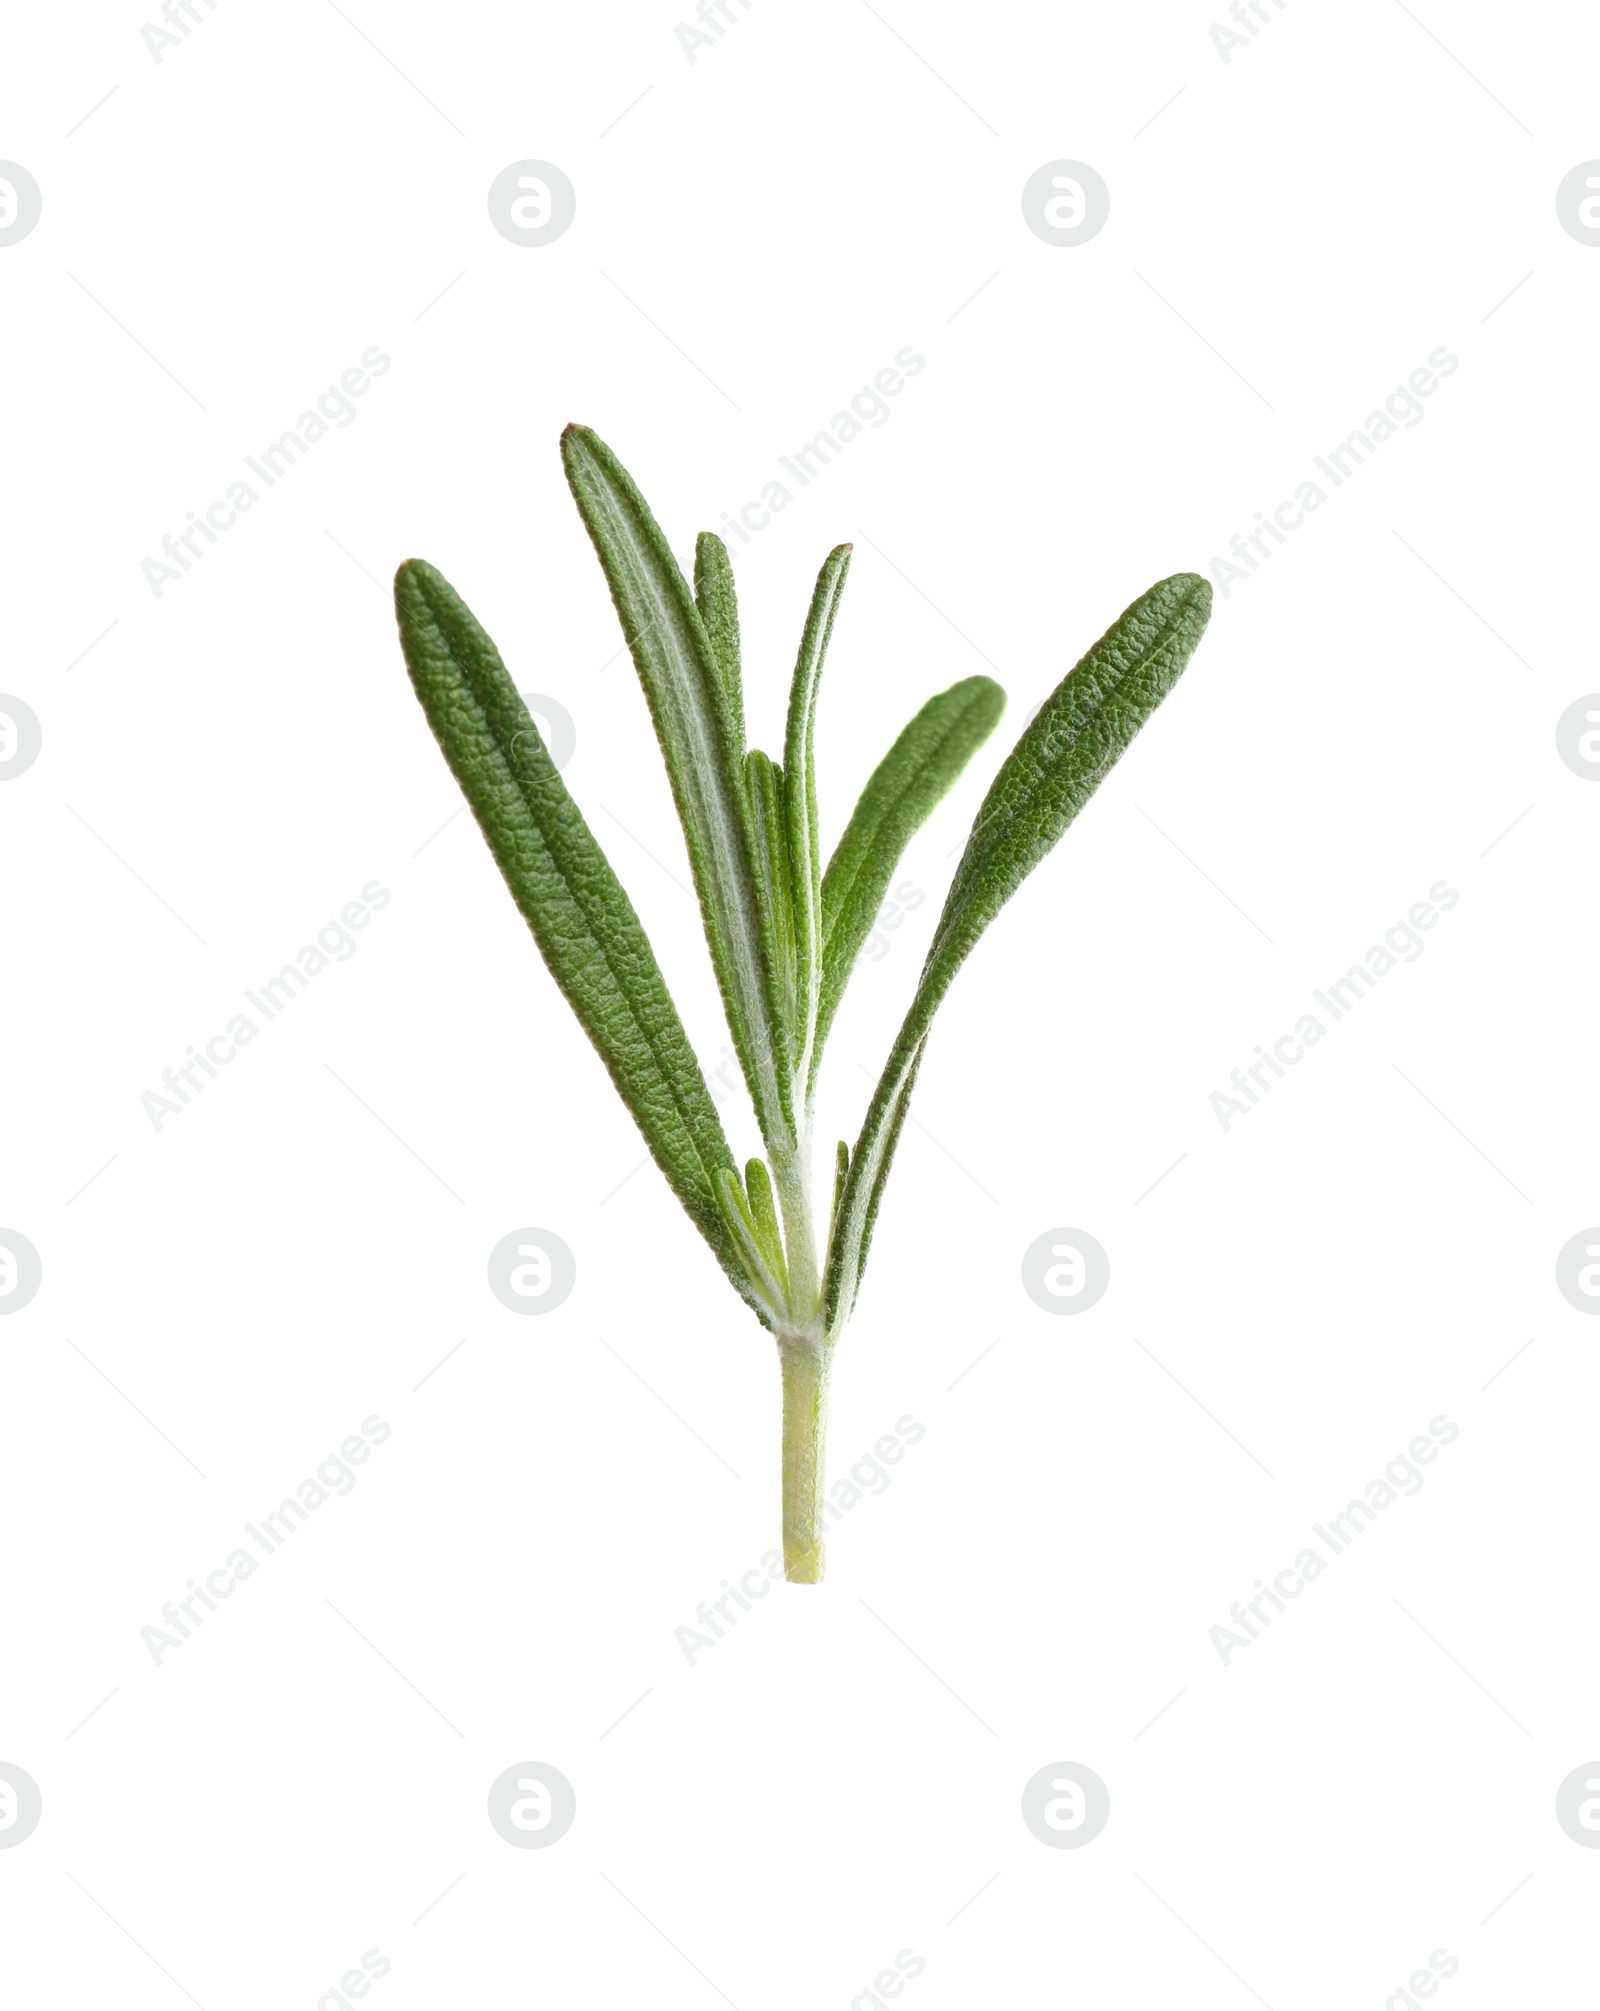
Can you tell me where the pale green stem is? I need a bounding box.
[768,1102,832,1580]
[767,1124,820,1324]
[779,1336,830,1582]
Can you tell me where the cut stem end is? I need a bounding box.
[779,1338,829,1584]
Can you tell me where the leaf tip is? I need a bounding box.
[393,556,444,622]
[560,422,604,476]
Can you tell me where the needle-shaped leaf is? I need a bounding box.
[743,1157,788,1285]
[715,1168,786,1319]
[828,1138,849,1241]
[746,749,799,1054]
[825,573,1213,1330]
[694,531,744,762]
[562,425,792,1140]
[782,543,852,1085]
[814,674,1005,1072]
[393,557,762,1316]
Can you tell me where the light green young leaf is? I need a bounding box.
[743,1157,788,1284]
[561,425,793,1140]
[814,674,1005,1072]
[782,543,852,1085]
[825,573,1213,1330]
[392,558,762,1314]
[715,1168,786,1319]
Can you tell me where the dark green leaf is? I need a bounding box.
[694,531,744,762]
[393,557,762,1313]
[828,1138,849,1241]
[825,573,1213,1329]
[814,674,1004,1070]
[746,749,798,1060]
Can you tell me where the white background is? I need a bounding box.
[3,1,1598,2005]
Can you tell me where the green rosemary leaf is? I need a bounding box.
[815,674,1004,1071]
[826,573,1213,1329]
[393,557,762,1312]
[694,531,744,762]
[782,543,852,1084]
[715,1168,786,1318]
[561,425,793,1140]
[746,749,799,1057]
[743,1157,788,1284]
